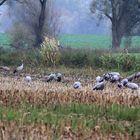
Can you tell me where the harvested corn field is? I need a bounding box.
[0,75,140,139]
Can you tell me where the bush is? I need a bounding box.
[99,53,138,71]
[60,48,140,71]
[100,54,118,69]
[0,47,140,72]
[0,48,20,66]
[40,37,61,67]
[0,47,41,67]
[60,48,89,68]
[117,54,137,71]
[71,52,88,68]
[9,23,34,49]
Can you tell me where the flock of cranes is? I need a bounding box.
[0,63,140,94]
[93,72,139,92]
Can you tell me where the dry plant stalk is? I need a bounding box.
[40,36,61,67]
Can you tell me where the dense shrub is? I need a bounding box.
[0,47,140,72]
[9,23,34,49]
[0,48,19,65]
[0,47,41,67]
[117,54,137,71]
[60,48,89,68]
[99,53,138,71]
[59,49,140,71]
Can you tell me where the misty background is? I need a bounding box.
[0,0,111,35]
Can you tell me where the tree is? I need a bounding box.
[35,0,47,47]
[0,0,25,6]
[0,0,6,6]
[90,0,140,48]
[8,0,61,48]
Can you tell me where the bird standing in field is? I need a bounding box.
[103,73,111,81]
[103,72,120,82]
[117,78,128,88]
[125,82,139,90]
[45,73,56,82]
[93,81,106,90]
[135,72,140,78]
[24,75,32,83]
[110,74,121,83]
[55,73,62,82]
[96,76,104,83]
[73,81,81,89]
[119,78,140,95]
[121,78,128,86]
[13,63,24,74]
[24,75,32,86]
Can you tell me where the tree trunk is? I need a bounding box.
[112,21,122,49]
[112,30,121,49]
[35,0,47,47]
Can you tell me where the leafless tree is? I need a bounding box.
[0,0,26,6]
[0,0,6,6]
[8,0,61,47]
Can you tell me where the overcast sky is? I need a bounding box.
[0,0,111,35]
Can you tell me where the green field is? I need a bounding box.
[59,34,112,48]
[59,34,140,48]
[0,33,11,48]
[0,33,140,48]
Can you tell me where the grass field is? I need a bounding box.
[0,33,140,49]
[0,70,140,139]
[59,34,140,48]
[0,33,11,48]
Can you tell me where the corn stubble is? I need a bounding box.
[0,76,140,140]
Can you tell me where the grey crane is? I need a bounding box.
[93,81,106,90]
[96,76,104,83]
[45,73,56,82]
[13,63,23,74]
[55,73,62,82]
[73,81,81,89]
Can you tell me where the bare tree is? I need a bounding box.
[8,0,60,47]
[90,0,140,48]
[45,0,61,38]
[0,0,26,6]
[0,0,6,6]
[35,0,47,47]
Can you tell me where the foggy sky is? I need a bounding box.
[0,0,111,35]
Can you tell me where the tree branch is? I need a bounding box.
[15,0,28,4]
[104,13,112,21]
[39,0,43,5]
[0,0,7,6]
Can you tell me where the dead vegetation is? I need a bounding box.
[0,75,140,139]
[0,76,140,107]
[0,121,138,140]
